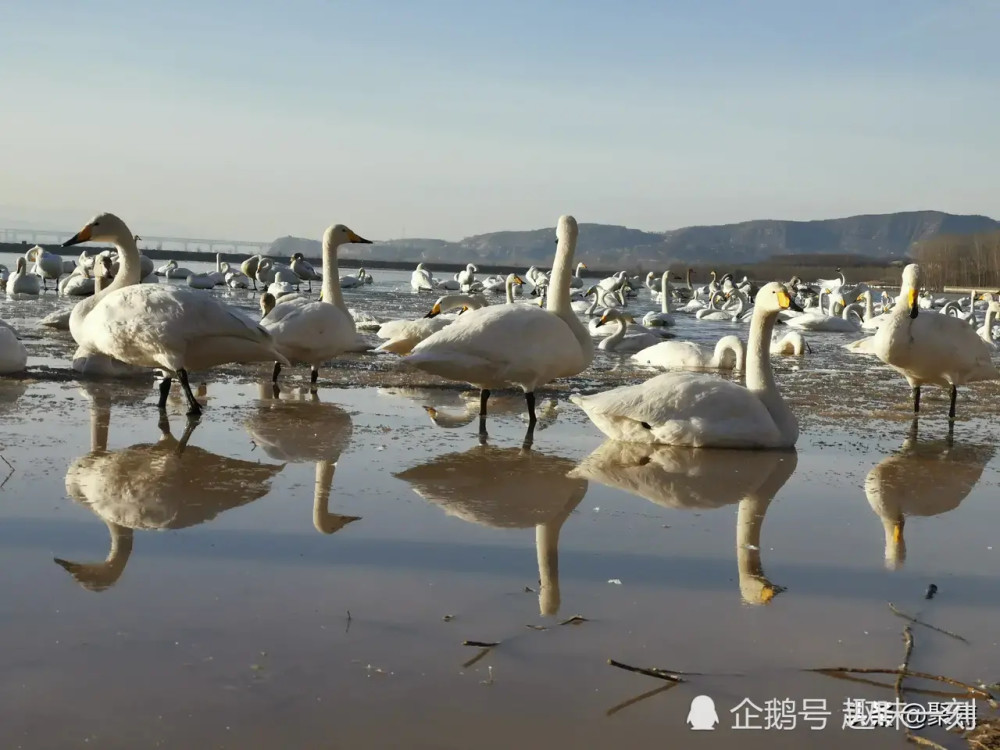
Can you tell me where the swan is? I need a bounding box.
[25,245,63,289]
[339,268,366,289]
[244,384,360,534]
[395,444,586,616]
[695,291,744,321]
[783,290,860,332]
[569,262,587,289]
[770,331,809,356]
[186,271,217,290]
[641,271,676,328]
[59,267,96,297]
[0,323,27,373]
[224,263,251,289]
[5,258,41,296]
[870,263,999,419]
[410,263,436,291]
[857,290,890,331]
[288,252,320,291]
[63,213,289,414]
[261,224,373,386]
[0,265,8,284]
[570,285,602,313]
[55,390,283,591]
[162,259,192,280]
[865,421,993,569]
[976,299,1000,350]
[406,216,593,434]
[457,263,478,291]
[632,335,745,372]
[375,294,480,355]
[434,273,461,291]
[569,442,796,604]
[595,309,669,353]
[43,256,115,331]
[571,282,801,448]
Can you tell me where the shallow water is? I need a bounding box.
[1,262,998,748]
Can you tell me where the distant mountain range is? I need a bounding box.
[267,210,1000,269]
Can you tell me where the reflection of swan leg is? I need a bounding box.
[912,385,920,414]
[157,376,172,409]
[948,384,957,420]
[271,361,282,384]
[176,418,199,453]
[478,388,490,438]
[178,368,202,416]
[522,423,535,451]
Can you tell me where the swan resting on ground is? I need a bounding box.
[770,331,810,356]
[632,335,745,372]
[571,282,801,448]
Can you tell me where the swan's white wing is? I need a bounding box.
[571,372,783,448]
[262,300,370,362]
[631,341,707,369]
[407,305,587,391]
[876,311,999,385]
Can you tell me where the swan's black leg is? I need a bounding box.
[478,388,491,439]
[522,423,536,451]
[271,361,282,384]
[252,278,257,291]
[176,418,199,453]
[948,384,957,420]
[178,368,202,417]
[157,376,172,410]
[310,367,319,385]
[525,391,537,427]
[912,386,921,414]
[272,383,281,399]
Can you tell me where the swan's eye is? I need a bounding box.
[640,421,652,429]
[637,456,651,466]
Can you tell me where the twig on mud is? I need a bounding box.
[889,602,969,643]
[607,659,684,683]
[463,640,499,648]
[0,454,12,470]
[559,615,589,626]
[606,683,679,717]
[895,625,914,699]
[809,667,993,702]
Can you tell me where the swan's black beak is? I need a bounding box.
[595,318,606,328]
[424,309,439,318]
[347,231,373,245]
[63,224,92,247]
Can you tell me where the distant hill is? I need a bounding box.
[265,211,1000,269]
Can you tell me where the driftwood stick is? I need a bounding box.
[461,648,493,670]
[895,625,914,699]
[607,659,684,683]
[809,668,991,701]
[814,670,968,698]
[462,640,499,648]
[888,602,969,643]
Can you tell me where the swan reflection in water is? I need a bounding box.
[570,442,797,604]
[55,384,285,591]
[244,382,360,534]
[866,420,994,569]
[394,445,586,616]
[378,387,559,430]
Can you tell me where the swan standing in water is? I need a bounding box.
[632,335,745,372]
[406,216,593,436]
[290,252,320,291]
[865,420,994,569]
[870,263,999,419]
[63,213,288,415]
[25,245,64,289]
[261,224,373,386]
[641,271,676,328]
[244,384,360,534]
[395,445,587,616]
[571,283,801,448]
[570,442,797,604]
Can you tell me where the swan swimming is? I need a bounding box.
[261,224,373,386]
[571,282,801,448]
[595,309,668,353]
[632,335,745,372]
[406,215,593,435]
[63,213,288,416]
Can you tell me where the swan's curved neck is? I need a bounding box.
[102,232,142,299]
[313,460,360,534]
[746,306,796,442]
[660,272,671,314]
[985,307,997,343]
[321,239,349,314]
[881,514,905,569]
[863,291,873,320]
[574,263,584,278]
[506,278,516,304]
[606,318,627,348]
[546,231,593,363]
[536,488,585,616]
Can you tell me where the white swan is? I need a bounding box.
[289,253,320,291]
[186,271,217,290]
[641,271,676,328]
[632,335,745,372]
[239,255,262,289]
[261,224,373,386]
[783,291,860,332]
[770,330,809,356]
[338,268,366,289]
[395,445,586,616]
[865,422,993,568]
[569,262,587,289]
[375,295,481,355]
[25,245,63,289]
[0,323,27,373]
[162,259,192,280]
[406,215,593,431]
[595,309,667,353]
[410,263,435,292]
[5,258,41,296]
[870,263,999,419]
[695,291,743,321]
[59,268,96,297]
[571,282,800,448]
[457,263,479,292]
[63,213,288,415]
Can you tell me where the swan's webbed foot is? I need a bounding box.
[157,376,172,410]
[271,361,282,384]
[178,368,203,417]
[948,384,958,421]
[911,385,921,414]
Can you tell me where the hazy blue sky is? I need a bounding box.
[2,0,998,241]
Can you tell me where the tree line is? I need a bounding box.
[911,231,1000,290]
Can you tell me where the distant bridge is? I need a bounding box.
[0,227,269,255]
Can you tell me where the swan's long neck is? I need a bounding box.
[686,268,693,290]
[536,487,585,617]
[321,239,349,315]
[547,230,593,363]
[574,263,584,279]
[986,307,997,343]
[880,512,905,569]
[101,233,142,299]
[585,290,600,315]
[606,318,627,349]
[863,291,873,321]
[216,253,222,272]
[660,272,671,314]
[746,306,797,443]
[313,460,359,534]
[506,279,516,304]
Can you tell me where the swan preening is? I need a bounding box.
[572,283,801,448]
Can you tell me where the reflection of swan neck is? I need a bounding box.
[91,402,111,452]
[54,521,133,592]
[881,513,905,570]
[736,497,776,604]
[313,460,359,535]
[536,484,586,616]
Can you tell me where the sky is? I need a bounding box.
[2,0,999,242]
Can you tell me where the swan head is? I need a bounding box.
[260,292,276,318]
[754,282,802,313]
[505,273,524,286]
[323,224,372,248]
[596,309,634,327]
[556,215,578,245]
[900,264,921,319]
[63,212,133,247]
[14,257,26,273]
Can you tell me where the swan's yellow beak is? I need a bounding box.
[347,230,372,245]
[596,313,608,327]
[776,289,792,309]
[424,303,441,319]
[514,276,524,285]
[893,521,903,544]
[760,585,777,604]
[580,263,588,269]
[63,223,93,247]
[907,288,919,319]
[856,294,865,302]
